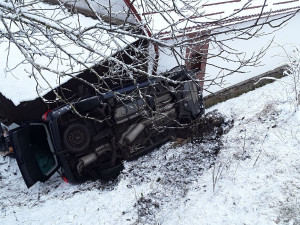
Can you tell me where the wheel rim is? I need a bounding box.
[68,128,87,148]
[63,123,90,153]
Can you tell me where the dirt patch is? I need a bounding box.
[122,110,233,223]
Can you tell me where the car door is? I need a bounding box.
[11,122,59,188]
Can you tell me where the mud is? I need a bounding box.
[122,110,233,223]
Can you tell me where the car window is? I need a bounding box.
[29,125,57,176]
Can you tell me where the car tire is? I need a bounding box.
[63,123,91,153]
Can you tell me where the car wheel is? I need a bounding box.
[63,123,91,153]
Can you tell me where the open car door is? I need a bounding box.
[11,123,59,188]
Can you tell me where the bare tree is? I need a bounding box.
[0,0,298,109]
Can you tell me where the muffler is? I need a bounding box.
[76,144,111,176]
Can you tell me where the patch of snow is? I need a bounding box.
[57,0,137,24]
[132,0,300,37]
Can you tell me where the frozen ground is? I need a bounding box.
[1,74,300,224]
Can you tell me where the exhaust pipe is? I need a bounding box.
[120,106,176,145]
[76,144,111,176]
[124,123,146,144]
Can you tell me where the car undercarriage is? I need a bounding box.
[1,66,206,187]
[56,66,204,182]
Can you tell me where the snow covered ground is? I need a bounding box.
[1,74,300,224]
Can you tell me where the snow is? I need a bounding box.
[132,0,300,38]
[166,87,300,224]
[56,0,137,24]
[1,67,300,224]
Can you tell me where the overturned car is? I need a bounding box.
[0,67,204,188]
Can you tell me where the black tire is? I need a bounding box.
[63,123,91,153]
[74,96,102,113]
